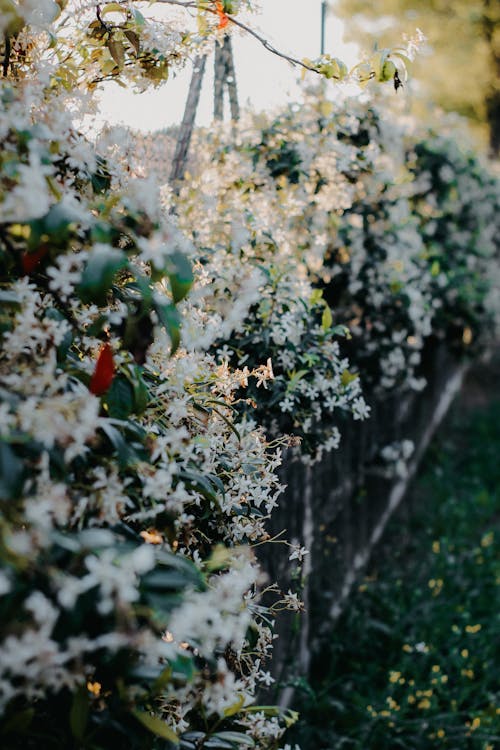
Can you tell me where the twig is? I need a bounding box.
[127,0,332,78]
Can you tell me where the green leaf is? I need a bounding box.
[205,544,233,573]
[309,289,323,306]
[154,299,181,355]
[141,568,196,592]
[69,685,89,741]
[341,370,358,387]
[0,441,24,501]
[152,666,173,694]
[144,552,205,592]
[286,369,309,393]
[79,246,128,305]
[165,251,194,304]
[101,2,127,14]
[168,653,196,682]
[125,269,154,308]
[203,739,235,749]
[431,260,441,277]
[45,308,73,362]
[214,732,255,747]
[322,303,333,331]
[177,470,221,505]
[104,376,135,420]
[100,421,136,468]
[131,710,179,744]
[91,158,112,195]
[123,365,149,415]
[131,7,146,25]
[223,694,246,718]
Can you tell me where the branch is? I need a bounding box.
[131,0,332,78]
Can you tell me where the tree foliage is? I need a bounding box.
[333,0,500,153]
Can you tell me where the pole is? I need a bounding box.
[170,55,207,185]
[321,0,327,56]
[214,36,240,122]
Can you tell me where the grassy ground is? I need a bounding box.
[289,363,500,750]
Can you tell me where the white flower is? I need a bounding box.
[258,670,275,686]
[351,397,371,421]
[288,545,309,562]
[0,572,11,596]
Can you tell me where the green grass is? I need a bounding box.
[290,399,500,750]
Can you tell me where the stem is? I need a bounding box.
[3,35,11,77]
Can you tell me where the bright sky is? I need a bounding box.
[96,0,359,132]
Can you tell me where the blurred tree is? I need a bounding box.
[334,0,500,155]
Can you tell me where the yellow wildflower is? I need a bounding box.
[417,698,431,709]
[466,624,482,634]
[87,681,101,696]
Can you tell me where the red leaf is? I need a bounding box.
[89,343,115,396]
[215,1,229,29]
[21,245,49,274]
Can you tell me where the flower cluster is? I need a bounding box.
[166,90,498,400]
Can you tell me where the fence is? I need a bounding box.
[261,339,467,702]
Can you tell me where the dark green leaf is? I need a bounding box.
[79,246,128,305]
[29,202,74,249]
[141,569,194,592]
[104,376,135,420]
[203,738,234,749]
[0,441,24,501]
[164,251,193,304]
[100,421,137,468]
[45,308,73,362]
[177,470,221,505]
[154,299,181,355]
[213,732,255,747]
[69,685,89,741]
[122,365,149,415]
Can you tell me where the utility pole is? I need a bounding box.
[321,0,327,55]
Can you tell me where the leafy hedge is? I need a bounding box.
[0,3,499,750]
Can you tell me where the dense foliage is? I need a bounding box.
[0,2,498,750]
